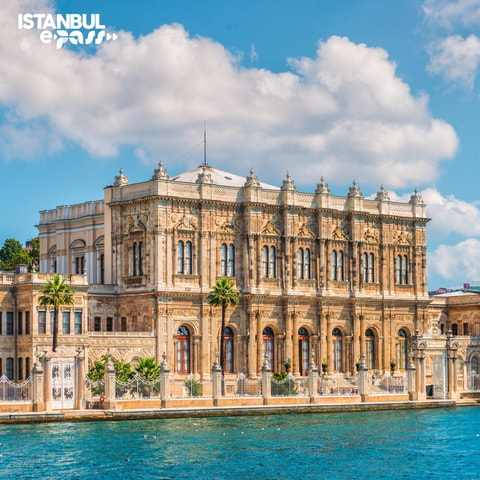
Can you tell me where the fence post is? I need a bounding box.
[308,351,319,403]
[159,353,171,408]
[103,355,116,410]
[32,359,45,412]
[212,360,222,406]
[407,350,417,401]
[261,357,272,404]
[43,356,52,411]
[358,353,369,403]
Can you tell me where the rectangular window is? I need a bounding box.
[18,312,23,335]
[74,312,82,334]
[25,311,30,335]
[25,357,30,379]
[18,358,23,380]
[463,323,469,336]
[0,358,2,376]
[106,317,113,332]
[94,317,101,332]
[452,324,458,335]
[0,312,2,335]
[38,311,46,334]
[121,317,127,332]
[63,311,70,334]
[6,312,13,335]
[6,358,13,379]
[50,311,55,333]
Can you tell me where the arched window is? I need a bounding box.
[332,328,343,372]
[262,246,276,278]
[138,241,143,275]
[298,327,310,375]
[363,253,375,283]
[224,326,234,373]
[396,255,408,284]
[177,241,193,274]
[297,248,311,280]
[396,329,407,369]
[472,356,479,374]
[176,326,191,373]
[221,244,235,277]
[298,248,304,279]
[331,250,345,281]
[365,328,375,369]
[263,327,275,369]
[269,246,276,277]
[75,256,85,274]
[133,242,138,276]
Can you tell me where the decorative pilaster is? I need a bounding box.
[358,353,369,402]
[407,350,417,401]
[32,357,45,412]
[103,355,116,410]
[261,355,272,404]
[212,357,223,405]
[159,353,171,408]
[307,351,319,402]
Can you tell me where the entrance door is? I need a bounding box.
[51,362,75,409]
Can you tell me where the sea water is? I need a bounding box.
[0,406,479,479]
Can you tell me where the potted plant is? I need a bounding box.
[284,357,292,373]
[390,358,396,375]
[321,358,328,375]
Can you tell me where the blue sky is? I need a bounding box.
[2,0,480,290]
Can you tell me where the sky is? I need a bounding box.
[2,0,480,291]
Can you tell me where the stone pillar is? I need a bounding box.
[307,352,319,402]
[212,361,223,406]
[159,353,171,408]
[75,353,86,410]
[103,357,116,410]
[32,360,45,412]
[43,356,52,411]
[447,346,459,400]
[261,357,272,404]
[407,351,417,401]
[358,354,369,402]
[414,347,426,401]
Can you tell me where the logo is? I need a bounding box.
[18,13,118,49]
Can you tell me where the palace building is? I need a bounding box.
[33,162,431,380]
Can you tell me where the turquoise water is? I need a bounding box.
[0,407,479,479]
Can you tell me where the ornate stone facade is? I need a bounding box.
[36,163,430,379]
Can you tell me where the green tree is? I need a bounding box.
[206,278,239,375]
[0,238,23,271]
[38,274,74,352]
[135,357,160,397]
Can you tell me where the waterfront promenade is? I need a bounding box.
[0,397,475,424]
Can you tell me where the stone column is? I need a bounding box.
[103,357,116,410]
[159,353,171,408]
[43,356,52,411]
[358,354,369,403]
[75,353,86,410]
[32,360,45,412]
[212,361,223,406]
[447,346,459,400]
[414,347,426,401]
[307,353,319,402]
[261,358,272,404]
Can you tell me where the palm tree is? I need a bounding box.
[206,278,239,375]
[39,274,74,352]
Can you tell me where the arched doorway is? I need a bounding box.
[224,326,234,373]
[298,327,310,375]
[365,328,375,370]
[263,327,275,370]
[176,325,191,374]
[332,328,343,372]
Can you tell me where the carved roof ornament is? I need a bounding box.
[114,168,129,187]
[375,185,390,201]
[297,222,315,238]
[332,226,348,241]
[217,220,241,233]
[409,188,424,205]
[244,168,260,187]
[281,171,296,191]
[395,230,413,245]
[262,220,281,236]
[152,161,169,180]
[315,176,331,194]
[196,166,214,184]
[127,214,148,233]
[175,215,197,231]
[348,179,362,198]
[364,228,379,243]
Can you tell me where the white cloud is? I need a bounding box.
[0,0,458,189]
[423,0,480,29]
[427,34,480,89]
[429,239,480,283]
